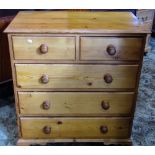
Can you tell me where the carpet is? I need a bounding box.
[132,37,155,145]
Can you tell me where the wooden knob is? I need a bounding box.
[106,45,116,56]
[101,101,110,110]
[43,126,51,134]
[100,125,108,134]
[104,74,113,84]
[87,82,92,86]
[40,44,48,54]
[42,101,50,110]
[40,74,49,84]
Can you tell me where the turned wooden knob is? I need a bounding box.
[104,74,113,84]
[40,44,48,54]
[106,45,116,56]
[42,101,50,110]
[40,74,49,84]
[100,125,108,134]
[101,101,110,110]
[43,126,51,134]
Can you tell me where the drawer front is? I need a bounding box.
[15,64,138,89]
[12,36,75,60]
[18,92,134,116]
[20,117,131,139]
[80,37,143,61]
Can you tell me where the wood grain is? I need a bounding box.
[80,37,143,61]
[15,64,139,89]
[4,11,150,33]
[20,117,131,139]
[18,92,135,116]
[12,36,75,60]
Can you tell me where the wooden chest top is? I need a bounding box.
[4,11,150,34]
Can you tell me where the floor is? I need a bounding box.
[0,37,155,146]
[132,37,155,145]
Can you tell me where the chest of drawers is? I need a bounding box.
[5,11,149,145]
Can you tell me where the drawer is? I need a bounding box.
[18,92,134,116]
[12,36,75,60]
[20,117,131,139]
[15,64,138,89]
[80,37,143,61]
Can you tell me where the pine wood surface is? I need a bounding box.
[20,117,131,139]
[15,64,138,89]
[12,36,75,60]
[18,92,134,116]
[4,11,150,33]
[80,37,143,61]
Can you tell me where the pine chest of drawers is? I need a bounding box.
[5,11,149,145]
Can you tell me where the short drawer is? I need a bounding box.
[18,92,134,116]
[20,117,131,139]
[80,37,143,61]
[12,36,75,60]
[15,64,138,89]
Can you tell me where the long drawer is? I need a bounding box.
[15,64,138,89]
[80,37,143,61]
[12,36,75,60]
[20,117,131,139]
[18,92,134,116]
